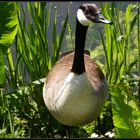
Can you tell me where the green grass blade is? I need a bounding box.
[52,4,58,66]
[129,15,137,34]
[56,13,68,61]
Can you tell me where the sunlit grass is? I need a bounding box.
[99,2,140,138]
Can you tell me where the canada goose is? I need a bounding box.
[43,3,112,126]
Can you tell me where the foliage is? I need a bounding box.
[0,1,140,138]
[17,2,68,82]
[111,84,140,138]
[0,2,18,87]
[99,2,140,138]
[0,2,69,138]
[0,2,18,52]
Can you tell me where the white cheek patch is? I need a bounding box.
[77,9,93,26]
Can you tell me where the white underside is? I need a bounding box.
[43,72,107,126]
[55,72,93,107]
[51,72,104,125]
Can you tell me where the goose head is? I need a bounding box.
[77,3,112,26]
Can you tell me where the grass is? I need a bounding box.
[0,1,140,138]
[99,2,140,138]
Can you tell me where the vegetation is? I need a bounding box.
[0,1,139,138]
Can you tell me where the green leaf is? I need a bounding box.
[111,84,140,138]
[0,2,18,53]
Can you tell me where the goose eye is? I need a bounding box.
[84,10,89,14]
[88,9,92,13]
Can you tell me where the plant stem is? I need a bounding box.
[7,48,16,88]
[137,3,140,103]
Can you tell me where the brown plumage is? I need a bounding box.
[43,52,108,126]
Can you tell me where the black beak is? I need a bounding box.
[96,13,112,25]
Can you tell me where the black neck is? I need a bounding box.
[71,18,88,75]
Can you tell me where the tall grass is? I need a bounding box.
[0,2,69,138]
[100,2,137,84]
[100,2,140,138]
[17,2,68,82]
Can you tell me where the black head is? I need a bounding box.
[77,3,112,26]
